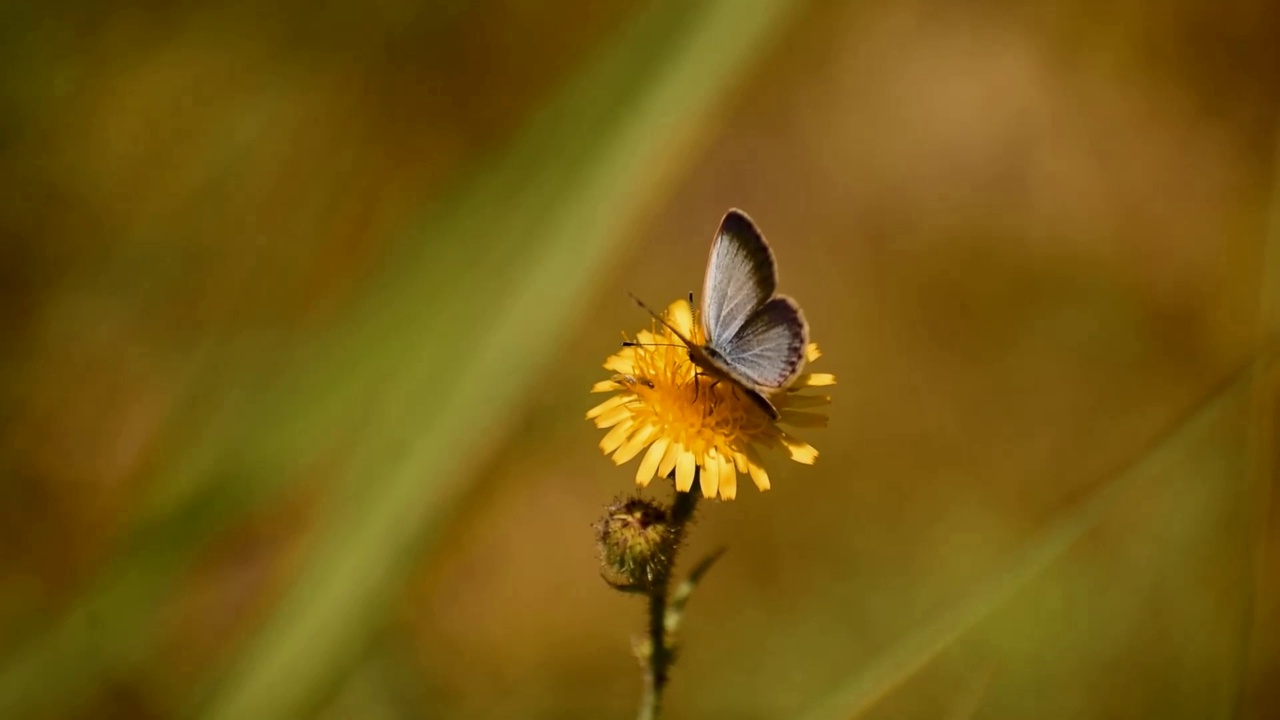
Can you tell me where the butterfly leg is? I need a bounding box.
[691,367,719,415]
[703,377,722,416]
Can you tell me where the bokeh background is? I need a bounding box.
[2,1,1279,718]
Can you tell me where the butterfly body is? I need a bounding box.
[631,209,809,419]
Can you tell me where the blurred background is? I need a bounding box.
[1,1,1278,718]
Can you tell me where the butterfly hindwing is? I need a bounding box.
[714,296,808,390]
[701,209,777,347]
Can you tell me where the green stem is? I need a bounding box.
[637,484,700,720]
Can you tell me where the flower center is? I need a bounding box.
[629,344,770,451]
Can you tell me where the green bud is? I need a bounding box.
[595,496,671,591]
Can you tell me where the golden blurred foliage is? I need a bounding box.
[1,1,1278,718]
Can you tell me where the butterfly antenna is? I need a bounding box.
[627,292,664,321]
[621,341,687,348]
[626,292,699,348]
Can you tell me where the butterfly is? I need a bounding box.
[630,209,809,419]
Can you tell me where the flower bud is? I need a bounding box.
[595,497,671,590]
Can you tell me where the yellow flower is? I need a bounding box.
[586,298,834,500]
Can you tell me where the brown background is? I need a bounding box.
[1,1,1278,718]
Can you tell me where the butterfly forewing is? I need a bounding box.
[716,296,808,389]
[701,209,777,346]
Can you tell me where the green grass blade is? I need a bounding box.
[1233,120,1280,718]
[195,3,803,720]
[0,3,805,718]
[802,368,1251,720]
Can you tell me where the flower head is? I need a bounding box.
[587,298,834,500]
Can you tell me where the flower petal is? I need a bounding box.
[635,436,669,487]
[805,343,822,362]
[667,298,695,337]
[594,405,634,429]
[613,424,656,465]
[586,394,630,420]
[717,453,737,500]
[604,355,636,374]
[675,450,697,492]
[794,372,836,388]
[598,419,634,455]
[658,441,682,479]
[780,434,819,464]
[591,379,621,393]
[699,449,720,499]
[782,393,831,409]
[744,444,771,491]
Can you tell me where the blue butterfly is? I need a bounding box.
[632,209,809,418]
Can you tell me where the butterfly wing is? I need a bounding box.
[714,296,808,390]
[701,209,777,347]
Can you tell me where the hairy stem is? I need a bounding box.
[637,485,700,720]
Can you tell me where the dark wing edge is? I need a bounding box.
[701,209,778,344]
